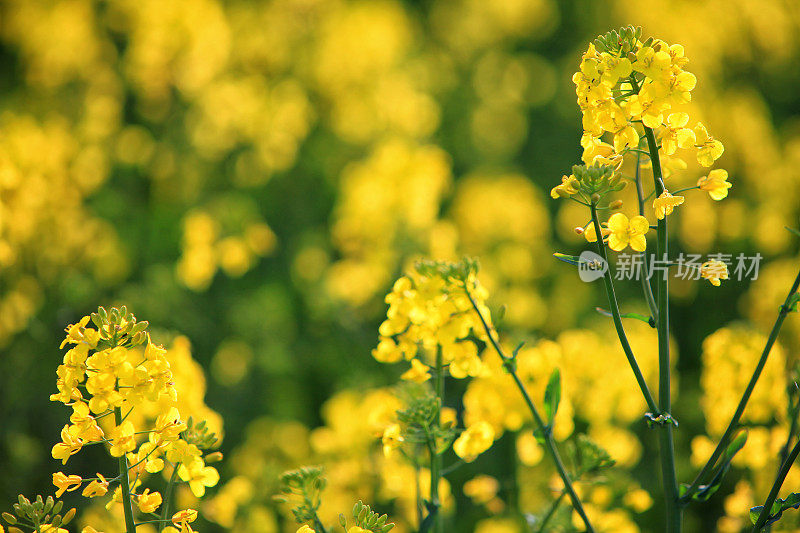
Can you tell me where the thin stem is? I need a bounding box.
[681,267,800,502]
[752,438,800,531]
[313,513,327,533]
[430,347,444,533]
[634,148,659,323]
[765,390,800,533]
[160,461,181,526]
[415,462,423,528]
[536,490,566,533]
[589,203,659,415]
[643,124,681,532]
[670,186,700,195]
[464,288,596,533]
[115,406,137,533]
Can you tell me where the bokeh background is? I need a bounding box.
[1,0,800,531]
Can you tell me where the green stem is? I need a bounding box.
[589,203,659,415]
[634,148,659,323]
[115,406,137,533]
[464,288,596,533]
[681,267,800,502]
[430,347,444,533]
[160,461,181,526]
[536,490,566,533]
[643,124,681,532]
[752,438,800,531]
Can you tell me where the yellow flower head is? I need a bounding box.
[172,509,198,532]
[52,472,82,497]
[463,475,500,505]
[607,213,649,252]
[550,174,580,199]
[694,122,724,167]
[136,489,162,514]
[82,473,109,498]
[697,168,732,200]
[700,260,729,286]
[400,358,431,383]
[660,112,696,155]
[583,221,611,243]
[109,421,136,457]
[178,456,220,497]
[382,423,404,457]
[653,191,685,220]
[297,527,316,533]
[453,421,495,462]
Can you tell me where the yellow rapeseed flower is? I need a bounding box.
[178,456,220,497]
[697,169,732,200]
[583,221,611,243]
[694,122,724,167]
[136,489,162,514]
[82,473,109,498]
[607,213,649,252]
[700,260,729,286]
[453,421,495,462]
[382,423,404,457]
[400,358,431,383]
[653,191,684,219]
[52,472,82,497]
[550,174,580,199]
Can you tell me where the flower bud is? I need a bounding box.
[205,451,223,463]
[574,227,585,235]
[609,200,624,210]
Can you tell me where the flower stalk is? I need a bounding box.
[429,348,444,533]
[752,438,800,531]
[464,287,596,533]
[643,123,682,532]
[114,404,137,533]
[589,202,659,415]
[681,267,800,503]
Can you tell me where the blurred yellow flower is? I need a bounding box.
[453,421,495,462]
[700,260,729,286]
[400,358,431,383]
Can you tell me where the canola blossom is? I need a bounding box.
[3,4,800,533]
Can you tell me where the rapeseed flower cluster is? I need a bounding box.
[45,307,220,533]
[372,262,492,380]
[551,27,734,290]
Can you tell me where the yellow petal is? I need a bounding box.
[629,234,647,252]
[629,216,650,235]
[608,233,628,251]
[607,213,629,233]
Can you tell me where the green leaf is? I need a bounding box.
[750,493,800,527]
[683,429,747,503]
[553,253,582,266]
[787,293,800,313]
[544,368,561,426]
[595,307,653,324]
[724,429,748,461]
